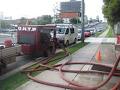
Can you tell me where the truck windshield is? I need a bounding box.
[56,28,65,34]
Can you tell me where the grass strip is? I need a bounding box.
[106,26,114,37]
[95,31,104,37]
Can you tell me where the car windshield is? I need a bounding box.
[56,28,65,34]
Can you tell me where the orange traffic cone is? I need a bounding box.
[96,49,101,62]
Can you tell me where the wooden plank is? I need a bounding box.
[0,45,21,58]
[2,47,17,57]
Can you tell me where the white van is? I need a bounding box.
[55,24,78,46]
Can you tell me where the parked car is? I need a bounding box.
[77,29,82,40]
[84,31,91,37]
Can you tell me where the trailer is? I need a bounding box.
[17,25,57,57]
[0,25,57,74]
[0,45,21,73]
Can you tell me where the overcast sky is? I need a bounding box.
[0,0,104,20]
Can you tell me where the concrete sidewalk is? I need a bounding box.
[16,30,120,90]
[16,43,120,90]
[16,43,100,90]
[85,37,116,44]
[73,44,120,90]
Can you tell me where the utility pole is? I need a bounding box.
[81,0,85,43]
[0,19,1,29]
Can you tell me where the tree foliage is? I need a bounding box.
[19,17,27,25]
[70,18,81,24]
[0,20,11,29]
[31,19,38,25]
[36,15,52,25]
[19,15,52,25]
[55,19,63,23]
[103,0,120,26]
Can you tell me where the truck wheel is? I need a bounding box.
[43,49,51,57]
[1,60,7,68]
[43,51,48,57]
[50,46,56,55]
[0,67,5,75]
[65,40,69,47]
[0,68,2,75]
[0,68,4,75]
[74,38,77,44]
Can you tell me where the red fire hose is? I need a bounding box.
[59,56,120,90]
[111,80,120,90]
[23,48,120,90]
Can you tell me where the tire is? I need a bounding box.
[74,38,77,44]
[0,67,4,75]
[43,47,55,57]
[65,40,69,47]
[50,46,56,55]
[0,68,2,75]
[43,51,49,57]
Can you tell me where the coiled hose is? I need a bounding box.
[23,48,120,90]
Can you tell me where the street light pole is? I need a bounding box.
[81,0,85,43]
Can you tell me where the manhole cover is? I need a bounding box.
[91,65,120,73]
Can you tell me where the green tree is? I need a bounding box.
[70,18,81,24]
[0,20,11,29]
[18,15,52,25]
[19,17,27,25]
[103,0,120,26]
[31,19,38,25]
[37,15,52,25]
[55,19,63,23]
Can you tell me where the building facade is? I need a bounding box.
[59,0,81,23]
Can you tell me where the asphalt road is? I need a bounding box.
[87,22,108,32]
[85,22,116,44]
